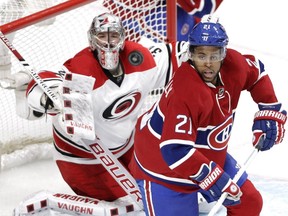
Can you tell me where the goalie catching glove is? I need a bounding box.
[40,85,62,114]
[27,70,63,114]
[191,161,242,206]
[252,102,287,151]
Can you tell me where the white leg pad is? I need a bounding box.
[14,190,145,216]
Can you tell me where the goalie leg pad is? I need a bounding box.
[14,190,144,216]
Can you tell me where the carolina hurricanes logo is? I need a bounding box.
[102,91,141,120]
[99,16,109,26]
[207,115,234,150]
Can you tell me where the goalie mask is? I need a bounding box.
[88,13,125,70]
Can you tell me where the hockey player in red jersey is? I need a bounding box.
[24,12,187,206]
[176,0,224,40]
[129,15,287,216]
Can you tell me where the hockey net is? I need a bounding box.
[0,0,175,170]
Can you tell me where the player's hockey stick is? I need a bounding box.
[207,137,264,216]
[0,31,62,110]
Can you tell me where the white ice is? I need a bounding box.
[1,0,288,215]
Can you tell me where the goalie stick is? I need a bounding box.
[85,138,143,209]
[0,31,62,110]
[207,137,264,216]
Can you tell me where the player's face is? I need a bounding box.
[191,46,224,85]
[95,31,121,51]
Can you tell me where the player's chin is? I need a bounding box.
[201,75,216,83]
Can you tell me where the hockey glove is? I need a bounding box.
[252,102,287,151]
[40,85,62,114]
[191,161,242,206]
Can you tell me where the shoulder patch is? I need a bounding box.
[128,51,143,66]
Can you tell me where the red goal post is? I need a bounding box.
[0,0,176,170]
[0,0,177,41]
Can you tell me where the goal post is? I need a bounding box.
[166,0,177,42]
[0,0,96,34]
[0,0,177,170]
[0,0,177,41]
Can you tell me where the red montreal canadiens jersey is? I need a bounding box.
[178,0,223,16]
[26,41,186,164]
[130,48,278,193]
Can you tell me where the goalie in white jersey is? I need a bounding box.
[22,12,187,207]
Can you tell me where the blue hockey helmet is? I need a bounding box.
[188,15,229,47]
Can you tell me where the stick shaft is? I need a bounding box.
[207,147,259,216]
[0,0,96,34]
[88,139,143,209]
[0,31,62,109]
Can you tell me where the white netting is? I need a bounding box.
[103,0,167,42]
[0,0,169,170]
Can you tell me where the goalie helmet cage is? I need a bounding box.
[0,0,176,170]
